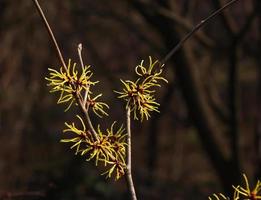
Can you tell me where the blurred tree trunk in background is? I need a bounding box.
[255,0,261,178]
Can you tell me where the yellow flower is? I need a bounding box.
[87,94,109,118]
[106,122,127,160]
[85,123,127,180]
[80,123,127,170]
[115,57,167,121]
[135,56,168,84]
[209,174,261,200]
[46,59,97,111]
[102,158,126,180]
[115,80,161,121]
[100,122,127,180]
[137,94,160,121]
[233,174,261,200]
[61,115,93,154]
[81,140,114,166]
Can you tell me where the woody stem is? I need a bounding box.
[125,107,137,200]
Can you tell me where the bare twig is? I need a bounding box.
[211,0,237,35]
[76,44,99,140]
[125,107,137,200]
[81,101,99,140]
[157,7,215,48]
[32,0,67,70]
[77,43,84,69]
[161,0,241,64]
[77,44,90,106]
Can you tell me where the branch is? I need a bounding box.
[32,0,67,70]
[76,44,99,140]
[157,7,215,48]
[161,0,241,64]
[125,107,137,200]
[77,44,90,107]
[211,0,237,35]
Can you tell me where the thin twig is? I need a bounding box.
[74,94,99,141]
[32,0,67,70]
[211,0,237,35]
[83,106,99,140]
[125,107,137,200]
[157,7,215,48]
[78,43,84,68]
[76,44,98,140]
[161,0,240,64]
[77,43,90,106]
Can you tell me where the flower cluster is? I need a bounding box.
[46,58,125,179]
[46,56,167,180]
[209,174,261,200]
[115,57,168,121]
[46,59,108,115]
[61,116,127,180]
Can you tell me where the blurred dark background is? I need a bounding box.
[0,0,260,199]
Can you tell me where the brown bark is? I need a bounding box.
[255,0,261,178]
